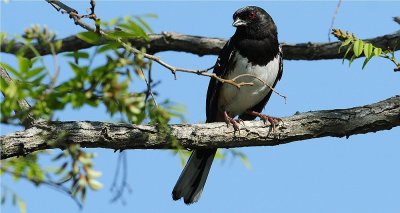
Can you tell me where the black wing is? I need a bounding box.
[206,39,236,123]
[238,47,283,121]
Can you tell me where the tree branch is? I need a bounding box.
[1,31,399,60]
[1,95,399,159]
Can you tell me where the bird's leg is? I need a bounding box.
[224,111,241,131]
[247,111,283,130]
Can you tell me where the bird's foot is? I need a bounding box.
[224,111,241,131]
[248,111,283,130]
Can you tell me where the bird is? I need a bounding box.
[172,6,283,204]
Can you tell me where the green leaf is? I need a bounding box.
[17,198,26,213]
[5,38,16,52]
[239,154,252,170]
[342,44,353,64]
[23,42,41,58]
[80,187,86,203]
[12,193,17,206]
[374,47,382,56]
[362,56,372,70]
[57,173,72,183]
[101,18,119,27]
[65,51,89,64]
[0,62,23,79]
[52,152,65,161]
[127,20,147,38]
[18,56,31,75]
[348,55,356,67]
[31,73,46,85]
[339,38,352,53]
[78,177,87,187]
[1,190,6,205]
[87,169,102,178]
[128,105,141,114]
[76,32,100,44]
[107,31,139,39]
[135,16,153,33]
[0,32,7,43]
[178,151,186,168]
[97,42,120,53]
[64,51,89,59]
[214,150,225,160]
[30,56,40,65]
[142,13,158,19]
[88,179,103,190]
[78,155,92,165]
[68,62,88,77]
[26,66,45,79]
[55,162,68,175]
[353,39,364,57]
[55,40,63,50]
[363,43,373,58]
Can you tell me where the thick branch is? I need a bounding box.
[1,95,399,159]
[1,31,399,60]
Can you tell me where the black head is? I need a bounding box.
[232,6,277,39]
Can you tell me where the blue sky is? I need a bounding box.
[1,1,400,213]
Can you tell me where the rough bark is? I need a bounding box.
[1,31,399,60]
[1,95,399,160]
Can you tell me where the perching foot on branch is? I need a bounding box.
[223,111,242,131]
[247,111,283,131]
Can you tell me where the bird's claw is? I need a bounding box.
[259,115,283,129]
[248,111,283,132]
[224,111,241,132]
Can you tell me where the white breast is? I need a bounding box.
[219,52,280,117]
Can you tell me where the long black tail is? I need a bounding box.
[172,149,217,204]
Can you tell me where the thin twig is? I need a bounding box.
[48,43,60,93]
[109,152,131,204]
[230,73,287,103]
[328,0,342,42]
[140,67,158,107]
[146,61,154,103]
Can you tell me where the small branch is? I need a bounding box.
[139,67,158,107]
[1,95,399,159]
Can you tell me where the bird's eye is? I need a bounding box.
[248,12,257,19]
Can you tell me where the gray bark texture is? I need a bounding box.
[1,31,399,60]
[1,95,399,159]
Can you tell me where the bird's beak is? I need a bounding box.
[232,18,246,27]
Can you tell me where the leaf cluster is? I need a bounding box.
[1,17,186,211]
[52,145,103,203]
[332,28,399,70]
